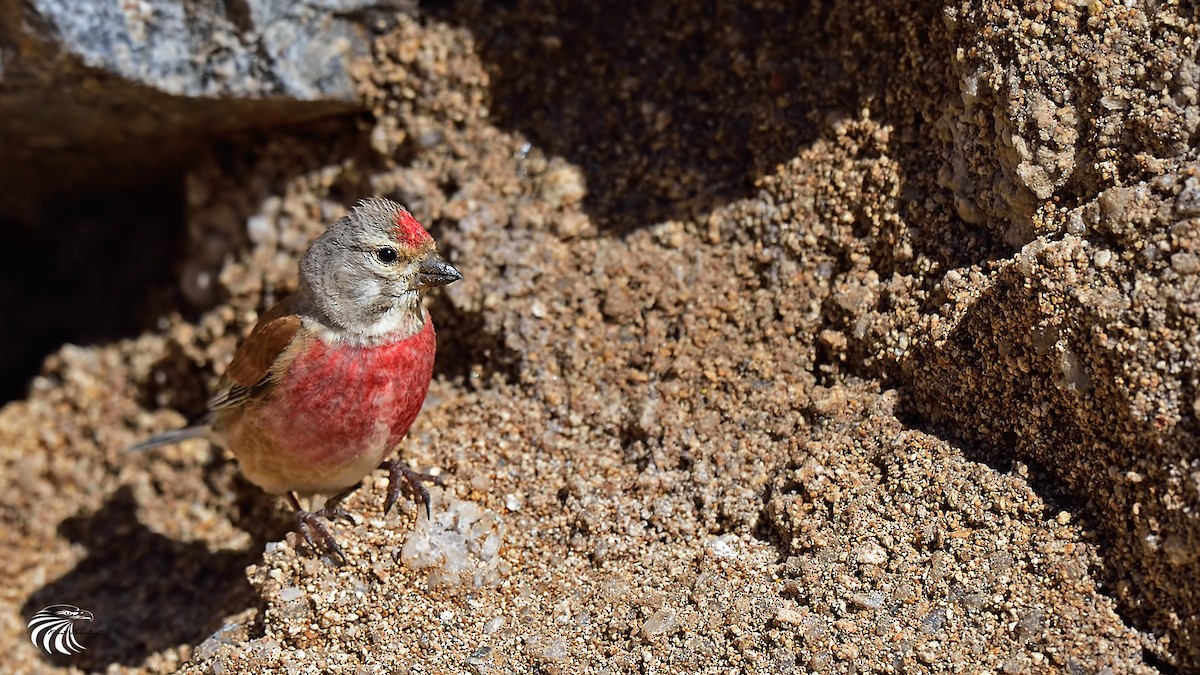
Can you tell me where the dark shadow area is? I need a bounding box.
[425,0,1029,295]
[22,484,290,671]
[426,0,1019,377]
[418,184,522,386]
[0,111,381,406]
[425,292,521,385]
[0,53,357,220]
[0,181,187,404]
[135,341,214,417]
[425,0,856,235]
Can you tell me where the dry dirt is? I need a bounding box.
[2,1,1199,673]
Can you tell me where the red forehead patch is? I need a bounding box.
[395,209,433,248]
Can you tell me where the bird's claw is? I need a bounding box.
[294,509,347,564]
[317,505,355,525]
[289,492,354,564]
[380,460,445,518]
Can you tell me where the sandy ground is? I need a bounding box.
[2,1,1199,672]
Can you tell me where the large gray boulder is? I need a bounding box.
[0,0,411,198]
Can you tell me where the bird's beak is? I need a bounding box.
[417,251,462,288]
[79,610,94,621]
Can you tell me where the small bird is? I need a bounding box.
[132,197,462,561]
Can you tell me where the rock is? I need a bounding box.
[0,0,415,200]
[640,608,677,638]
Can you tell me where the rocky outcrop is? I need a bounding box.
[0,0,413,199]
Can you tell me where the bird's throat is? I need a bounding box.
[304,302,428,347]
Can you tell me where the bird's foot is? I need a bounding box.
[379,461,445,518]
[295,510,346,564]
[289,492,357,564]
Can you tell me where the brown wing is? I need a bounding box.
[207,297,303,411]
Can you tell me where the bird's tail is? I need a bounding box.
[128,425,210,452]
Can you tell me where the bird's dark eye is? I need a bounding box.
[376,247,398,264]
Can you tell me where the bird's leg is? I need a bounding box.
[379,460,445,518]
[289,492,347,564]
[314,483,361,525]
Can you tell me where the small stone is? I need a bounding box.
[641,608,677,637]
[708,534,739,558]
[851,592,885,610]
[855,543,888,565]
[246,214,276,245]
[1162,536,1197,565]
[554,211,591,238]
[1171,252,1199,275]
[528,636,568,662]
[399,488,506,587]
[921,607,948,634]
[773,607,805,626]
[1175,177,1200,216]
[540,163,587,207]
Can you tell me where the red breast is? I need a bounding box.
[219,316,437,494]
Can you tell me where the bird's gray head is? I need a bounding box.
[298,197,461,342]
